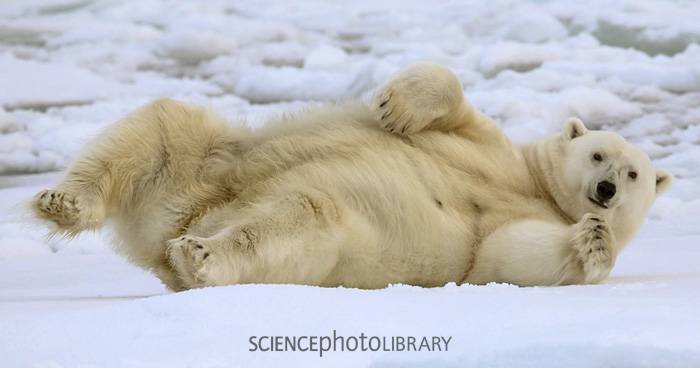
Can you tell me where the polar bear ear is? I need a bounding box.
[655,170,672,195]
[562,117,588,141]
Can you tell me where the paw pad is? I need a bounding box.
[34,189,81,226]
[167,235,215,286]
[572,213,617,282]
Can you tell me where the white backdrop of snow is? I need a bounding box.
[1,0,699,367]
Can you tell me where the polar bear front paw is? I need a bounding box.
[374,83,445,135]
[167,235,215,287]
[372,63,464,136]
[374,89,422,135]
[571,214,616,283]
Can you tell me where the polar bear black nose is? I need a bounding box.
[596,181,616,201]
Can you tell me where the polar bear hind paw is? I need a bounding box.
[167,235,219,287]
[33,190,83,228]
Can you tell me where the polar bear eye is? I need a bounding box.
[592,153,603,162]
[628,171,637,180]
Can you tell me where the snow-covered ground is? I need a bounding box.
[1,0,699,367]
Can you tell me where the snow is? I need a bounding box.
[1,0,699,367]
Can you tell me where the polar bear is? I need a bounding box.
[31,62,671,291]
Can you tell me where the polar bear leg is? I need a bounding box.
[31,155,110,237]
[166,189,343,289]
[467,215,617,286]
[30,98,241,238]
[372,62,510,146]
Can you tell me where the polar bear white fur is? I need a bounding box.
[31,62,671,291]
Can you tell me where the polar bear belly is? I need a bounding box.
[263,146,475,287]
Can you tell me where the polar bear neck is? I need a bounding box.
[520,139,576,224]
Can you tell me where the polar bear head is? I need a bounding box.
[546,118,671,246]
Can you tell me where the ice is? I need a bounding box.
[230,63,374,103]
[478,43,561,77]
[503,11,568,44]
[157,30,238,65]
[0,53,125,110]
[1,0,700,366]
[0,107,20,133]
[552,86,643,127]
[2,0,699,176]
[304,45,349,70]
[547,61,700,93]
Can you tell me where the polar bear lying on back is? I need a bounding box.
[31,63,671,291]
